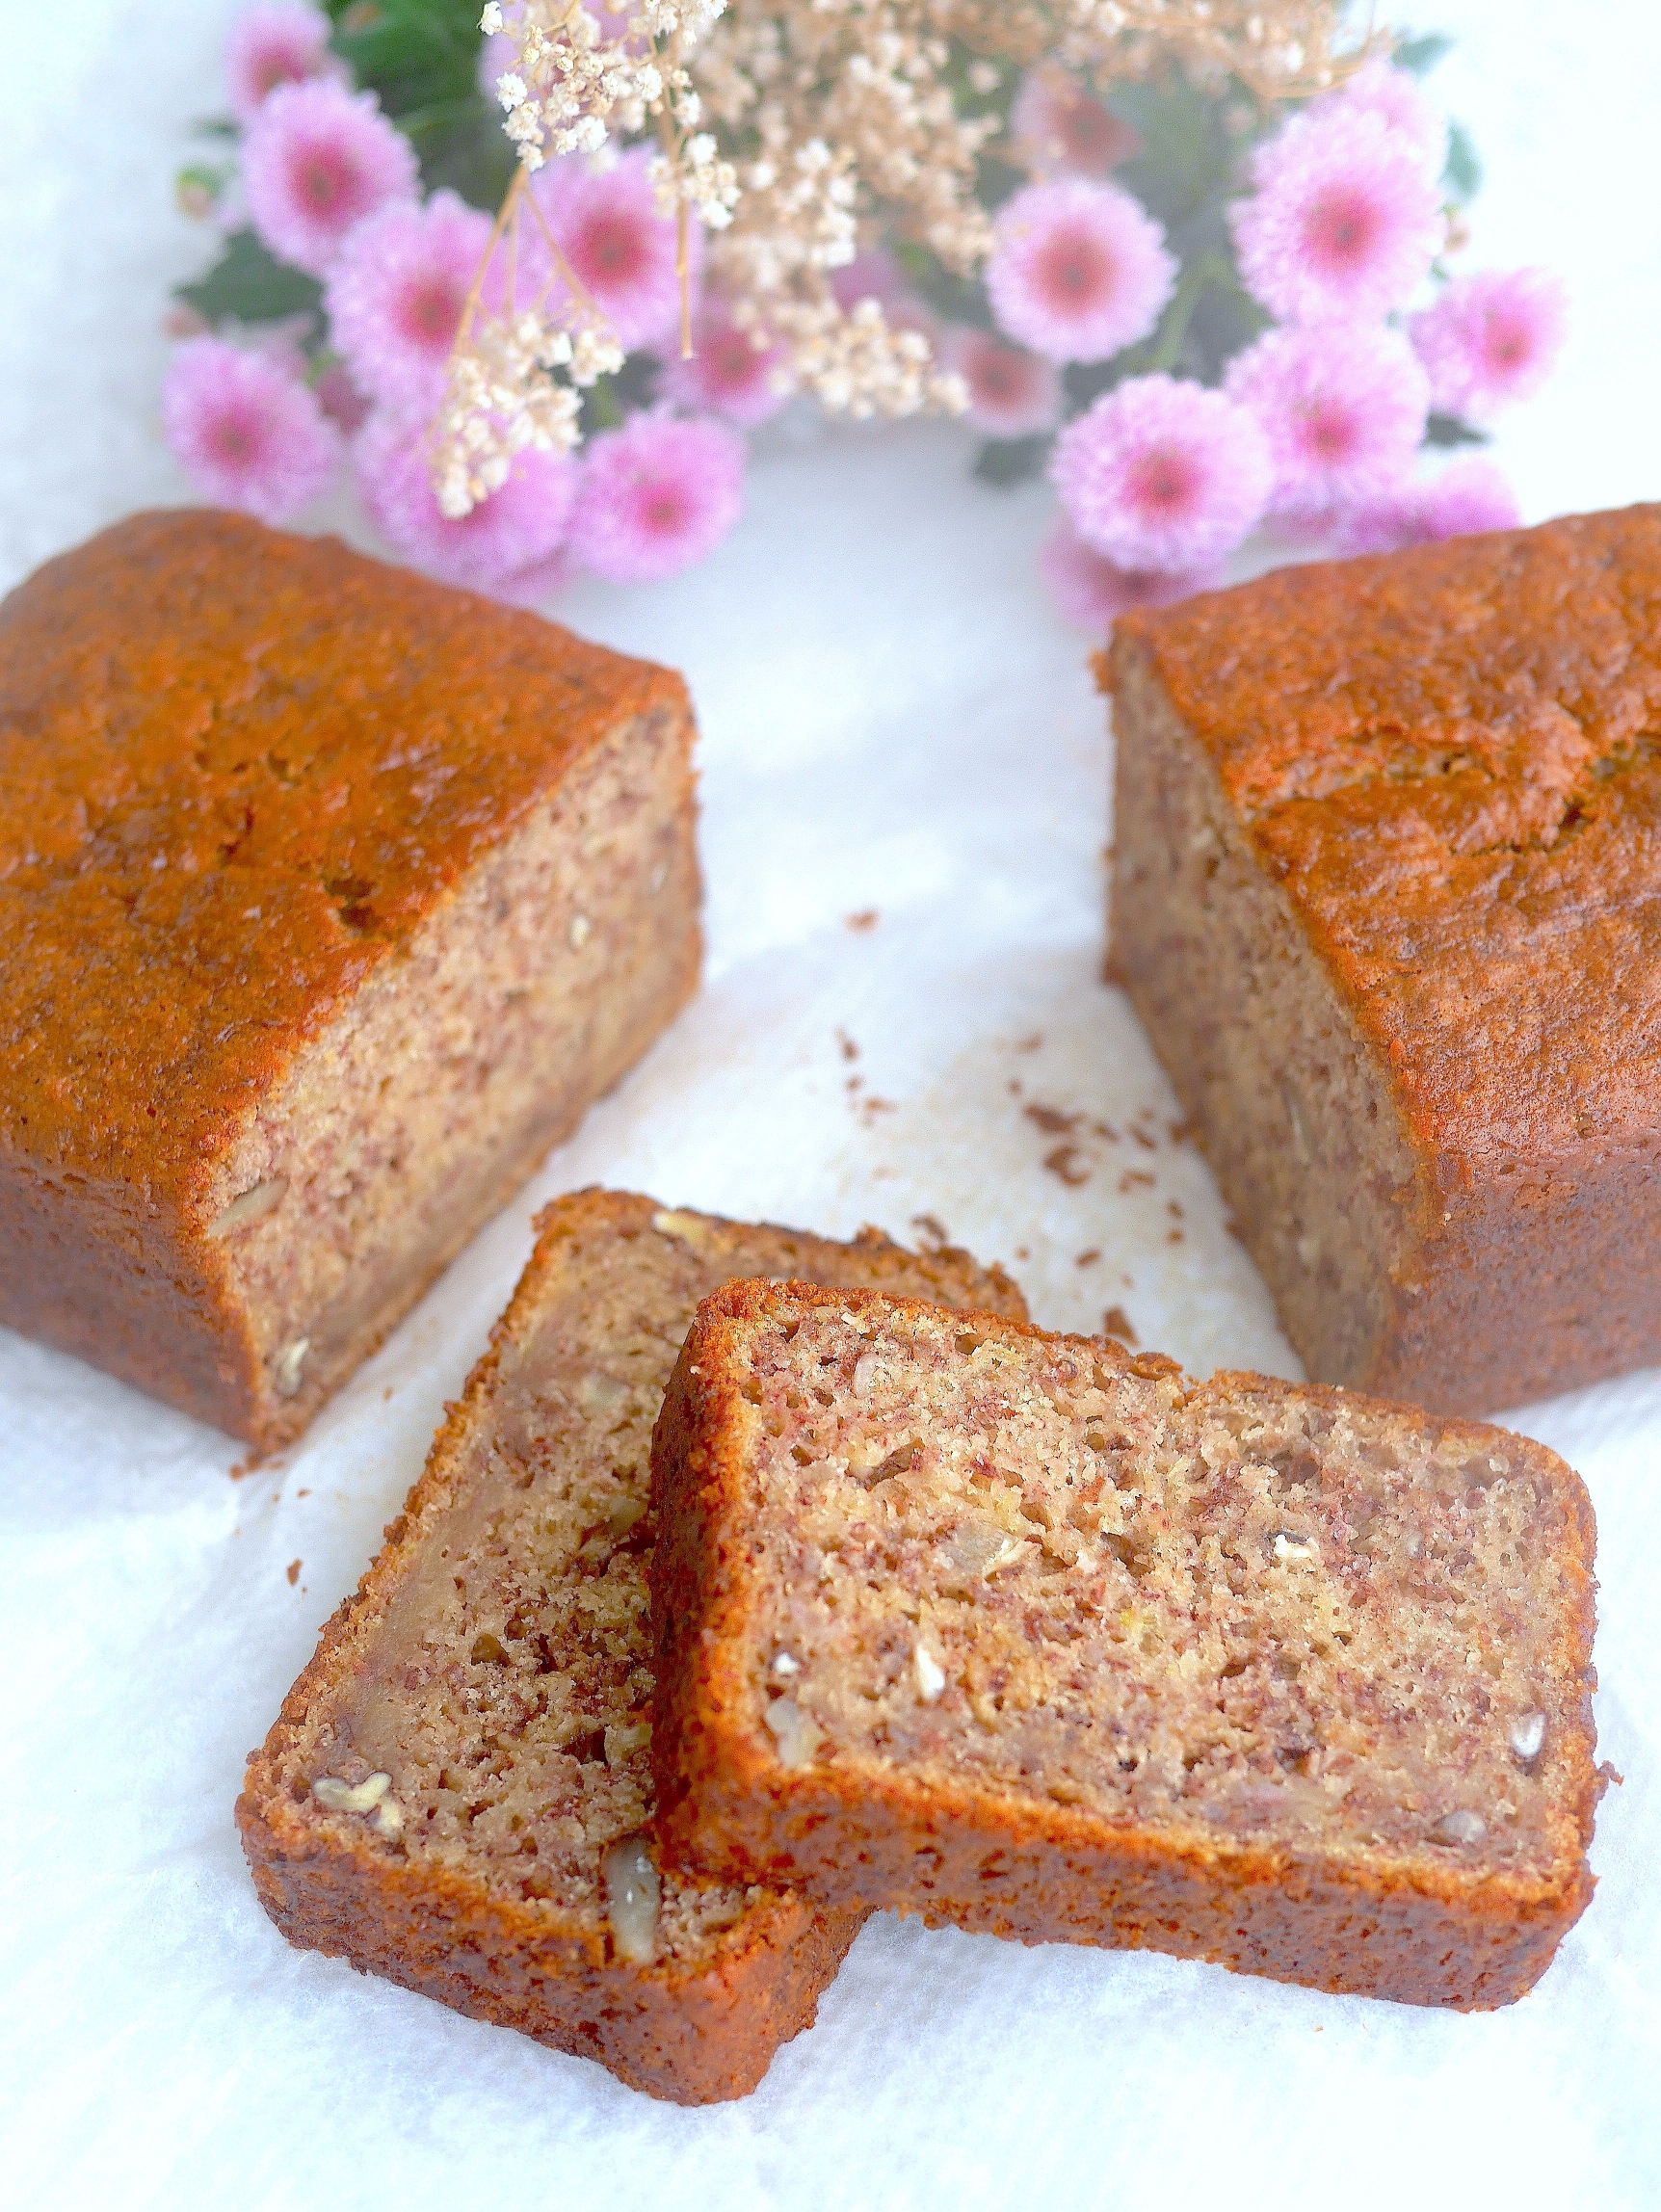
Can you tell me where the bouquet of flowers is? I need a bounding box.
[165,1,1566,623]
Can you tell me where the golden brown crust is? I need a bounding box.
[649,1281,1601,2012]
[0,513,696,1445]
[238,1191,1025,2102]
[238,1784,863,2104]
[1101,506,1661,1409]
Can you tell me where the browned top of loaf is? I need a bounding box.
[1105,505,1661,1166]
[0,509,686,1184]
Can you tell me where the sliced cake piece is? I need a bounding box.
[237,1191,1025,2104]
[649,1283,1603,2012]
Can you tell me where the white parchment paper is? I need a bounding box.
[2,5,1658,2206]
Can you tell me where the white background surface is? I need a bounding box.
[3,5,1659,2206]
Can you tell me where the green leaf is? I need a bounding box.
[1443,119,1482,202]
[1424,412,1490,449]
[1108,71,1240,231]
[1394,33,1455,76]
[326,0,511,207]
[972,435,1050,488]
[579,353,663,438]
[174,229,325,330]
[328,0,485,113]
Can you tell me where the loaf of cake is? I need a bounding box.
[649,1283,1603,2011]
[0,511,701,1449]
[1105,504,1661,1413]
[238,1189,1025,2103]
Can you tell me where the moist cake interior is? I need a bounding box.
[723,1303,1586,1878]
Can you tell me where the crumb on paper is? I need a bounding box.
[297,1488,310,1498]
[228,1457,252,1482]
[1130,1122,1158,1150]
[286,1559,302,1586]
[1014,1245,1031,1261]
[1025,1102,1080,1136]
[1044,1143,1091,1187]
[1119,1169,1155,1194]
[846,908,879,932]
[1014,1033,1042,1053]
[857,1095,896,1125]
[836,1027,860,1061]
[1167,1199,1184,1219]
[1076,1248,1101,1268]
[1167,1228,1185,1244]
[911,1213,950,1251]
[1102,1304,1138,1344]
[1169,1119,1194,1144]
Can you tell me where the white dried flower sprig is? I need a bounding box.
[431,168,622,517]
[762,293,969,421]
[482,2,729,171]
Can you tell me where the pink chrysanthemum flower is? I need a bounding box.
[663,301,790,427]
[1225,322,1429,522]
[531,150,700,354]
[325,191,493,413]
[1336,457,1521,555]
[355,409,577,596]
[224,3,344,126]
[1309,56,1445,171]
[1051,373,1272,574]
[1039,518,1219,633]
[988,179,1174,363]
[567,413,746,584]
[163,336,342,524]
[243,81,418,278]
[1231,108,1443,326]
[942,327,1062,439]
[1409,269,1569,421]
[1010,67,1142,178]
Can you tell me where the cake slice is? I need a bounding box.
[0,511,701,1451]
[649,1283,1603,2011]
[237,1191,1025,2103]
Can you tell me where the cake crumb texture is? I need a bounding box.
[650,1283,1602,2011]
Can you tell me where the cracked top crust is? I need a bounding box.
[0,510,685,1185]
[1106,505,1661,1165]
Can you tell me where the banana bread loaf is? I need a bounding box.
[1105,504,1661,1413]
[650,1282,1602,2011]
[0,510,701,1450]
[238,1190,1025,2103]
